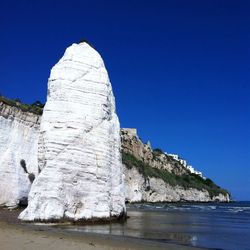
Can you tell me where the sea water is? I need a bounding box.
[61,201,250,250]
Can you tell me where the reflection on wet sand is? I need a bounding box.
[55,209,198,247]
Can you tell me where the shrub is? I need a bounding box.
[14,98,21,103]
[152,148,165,160]
[153,148,164,154]
[31,101,44,108]
[122,151,229,198]
[0,96,43,115]
[78,39,95,48]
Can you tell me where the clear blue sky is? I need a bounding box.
[1,0,249,200]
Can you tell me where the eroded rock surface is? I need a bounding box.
[121,128,189,175]
[124,166,230,202]
[0,103,40,207]
[121,129,230,203]
[19,42,125,221]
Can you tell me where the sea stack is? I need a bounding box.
[19,42,126,221]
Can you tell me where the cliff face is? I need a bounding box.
[0,102,40,207]
[19,42,125,222]
[0,102,230,208]
[124,166,229,202]
[121,129,230,203]
[121,128,188,175]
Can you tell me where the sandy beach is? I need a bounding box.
[0,208,204,250]
[0,221,205,250]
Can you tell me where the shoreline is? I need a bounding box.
[126,200,233,204]
[0,221,204,250]
[0,208,206,250]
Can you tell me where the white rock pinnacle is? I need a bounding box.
[19,42,125,221]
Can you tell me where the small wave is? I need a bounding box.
[155,206,163,209]
[128,203,250,214]
[229,208,244,213]
[34,222,58,226]
[209,206,216,210]
[232,206,250,210]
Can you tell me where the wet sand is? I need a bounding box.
[0,208,204,250]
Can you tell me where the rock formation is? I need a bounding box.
[124,166,229,202]
[0,99,230,209]
[0,43,230,210]
[19,42,126,221]
[0,102,40,207]
[121,129,230,203]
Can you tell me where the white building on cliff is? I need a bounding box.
[167,153,204,178]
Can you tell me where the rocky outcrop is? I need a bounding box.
[121,128,230,203]
[0,102,230,209]
[124,166,230,202]
[0,104,229,209]
[0,102,40,207]
[121,128,188,175]
[0,43,230,209]
[19,42,125,221]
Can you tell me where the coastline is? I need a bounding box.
[0,221,205,250]
[1,202,249,249]
[0,208,205,250]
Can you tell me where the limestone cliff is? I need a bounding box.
[0,101,229,207]
[19,42,126,221]
[0,42,230,209]
[0,101,230,208]
[121,128,230,202]
[0,101,40,207]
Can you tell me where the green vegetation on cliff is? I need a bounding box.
[122,151,229,199]
[0,96,44,115]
